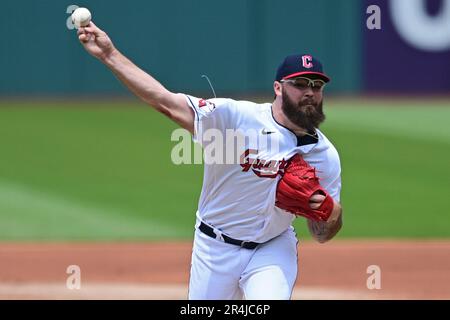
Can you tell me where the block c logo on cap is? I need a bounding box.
[302,55,313,68]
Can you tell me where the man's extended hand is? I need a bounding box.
[73,20,195,134]
[77,21,116,61]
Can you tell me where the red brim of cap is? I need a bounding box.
[283,71,330,83]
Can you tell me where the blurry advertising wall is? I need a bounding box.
[0,0,361,96]
[364,0,450,94]
[3,1,448,96]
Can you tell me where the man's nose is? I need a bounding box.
[303,86,314,97]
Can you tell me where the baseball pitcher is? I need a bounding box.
[76,22,343,300]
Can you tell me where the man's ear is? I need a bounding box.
[273,81,282,97]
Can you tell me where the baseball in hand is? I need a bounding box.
[72,7,92,28]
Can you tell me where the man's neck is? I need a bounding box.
[271,100,311,137]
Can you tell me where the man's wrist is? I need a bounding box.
[308,208,343,243]
[326,200,341,223]
[101,48,120,67]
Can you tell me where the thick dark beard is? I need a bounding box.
[281,87,325,132]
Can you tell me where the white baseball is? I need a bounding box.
[71,7,92,28]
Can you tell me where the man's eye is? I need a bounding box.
[294,81,309,88]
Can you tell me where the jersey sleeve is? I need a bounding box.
[185,95,237,146]
[325,169,341,203]
[321,149,342,203]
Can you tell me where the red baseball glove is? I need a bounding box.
[275,154,334,222]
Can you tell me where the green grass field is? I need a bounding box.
[1,99,449,241]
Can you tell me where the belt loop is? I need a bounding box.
[214,228,224,242]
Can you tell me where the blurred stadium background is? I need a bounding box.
[0,0,449,242]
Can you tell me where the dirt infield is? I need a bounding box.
[0,240,449,299]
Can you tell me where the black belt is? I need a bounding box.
[199,222,260,250]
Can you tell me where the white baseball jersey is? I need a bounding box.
[186,95,341,243]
